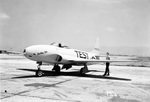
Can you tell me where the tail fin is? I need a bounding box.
[91,38,100,55]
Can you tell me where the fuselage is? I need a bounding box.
[24,45,101,65]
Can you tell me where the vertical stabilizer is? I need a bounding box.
[91,38,100,55]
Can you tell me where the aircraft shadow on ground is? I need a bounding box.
[12,68,131,81]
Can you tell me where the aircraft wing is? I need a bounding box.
[68,59,136,65]
[54,54,137,65]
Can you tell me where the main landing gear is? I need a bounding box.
[80,64,89,75]
[52,64,60,74]
[35,63,88,77]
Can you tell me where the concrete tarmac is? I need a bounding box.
[0,55,150,102]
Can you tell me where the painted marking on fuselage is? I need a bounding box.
[37,51,48,55]
[91,55,100,60]
[74,50,100,60]
[74,50,89,59]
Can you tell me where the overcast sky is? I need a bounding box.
[0,0,150,52]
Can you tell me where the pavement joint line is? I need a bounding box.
[127,83,150,96]
[0,77,79,100]
[17,93,78,102]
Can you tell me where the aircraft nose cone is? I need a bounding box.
[23,48,27,56]
[25,47,32,53]
[23,48,28,57]
[23,49,26,53]
[23,47,33,58]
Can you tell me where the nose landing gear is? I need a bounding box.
[80,64,89,75]
[35,65,44,77]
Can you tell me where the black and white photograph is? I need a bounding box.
[0,0,150,102]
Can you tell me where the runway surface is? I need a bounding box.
[0,55,150,102]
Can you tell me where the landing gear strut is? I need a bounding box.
[52,64,60,74]
[80,64,89,75]
[35,65,44,77]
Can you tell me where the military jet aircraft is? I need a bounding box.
[23,38,134,77]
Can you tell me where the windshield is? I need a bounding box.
[50,42,70,49]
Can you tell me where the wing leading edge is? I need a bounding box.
[51,54,137,65]
[68,59,136,65]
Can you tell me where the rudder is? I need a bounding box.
[91,38,100,55]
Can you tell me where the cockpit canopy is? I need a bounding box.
[50,42,70,49]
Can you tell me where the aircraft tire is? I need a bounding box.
[36,70,43,77]
[80,68,85,75]
[55,66,60,74]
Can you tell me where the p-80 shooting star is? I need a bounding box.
[23,38,134,77]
